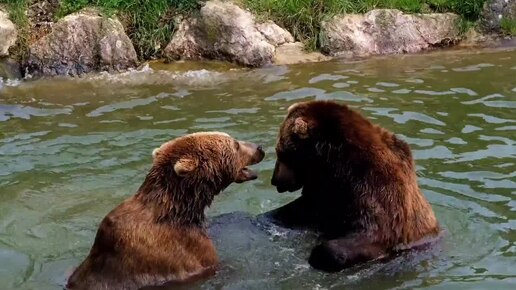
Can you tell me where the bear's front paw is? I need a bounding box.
[308,242,349,272]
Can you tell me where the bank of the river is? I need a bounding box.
[0,0,515,78]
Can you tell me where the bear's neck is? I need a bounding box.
[135,167,217,227]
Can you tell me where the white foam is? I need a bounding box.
[0,78,22,89]
[77,65,229,88]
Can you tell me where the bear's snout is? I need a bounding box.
[271,161,302,193]
[240,141,265,165]
[234,141,265,184]
[252,145,265,164]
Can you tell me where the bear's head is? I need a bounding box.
[271,101,369,193]
[152,132,265,190]
[144,131,265,225]
[136,132,265,226]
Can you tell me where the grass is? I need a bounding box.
[244,0,489,50]
[244,0,348,50]
[0,0,30,61]
[426,0,486,20]
[0,0,495,60]
[57,0,200,59]
[500,17,516,36]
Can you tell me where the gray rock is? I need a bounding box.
[256,21,294,46]
[481,0,516,34]
[0,57,21,80]
[321,9,460,57]
[0,10,17,57]
[274,42,330,65]
[164,0,293,67]
[25,9,138,77]
[459,27,494,47]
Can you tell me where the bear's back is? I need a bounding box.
[67,197,218,290]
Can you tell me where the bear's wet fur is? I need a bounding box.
[67,132,264,290]
[268,100,440,272]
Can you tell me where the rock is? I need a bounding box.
[25,9,138,77]
[0,58,21,80]
[256,21,294,46]
[274,42,331,65]
[321,9,460,57]
[458,27,500,47]
[0,9,17,57]
[164,0,294,67]
[481,0,516,34]
[460,28,487,47]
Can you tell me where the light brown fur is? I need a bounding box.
[67,132,264,290]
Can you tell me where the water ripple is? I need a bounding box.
[265,88,326,101]
[309,74,348,84]
[86,93,176,117]
[0,105,72,121]
[363,107,446,126]
[452,63,495,72]
[468,114,516,124]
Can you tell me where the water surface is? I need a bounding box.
[1,48,515,289]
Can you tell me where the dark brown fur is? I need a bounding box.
[67,132,264,290]
[268,101,440,272]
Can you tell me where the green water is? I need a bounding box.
[0,48,515,290]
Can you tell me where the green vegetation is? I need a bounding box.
[426,0,486,20]
[0,0,28,26]
[57,0,91,16]
[500,17,516,36]
[244,0,346,50]
[0,0,30,61]
[244,0,488,50]
[58,0,200,59]
[0,0,501,60]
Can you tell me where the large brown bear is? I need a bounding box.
[268,100,440,272]
[67,132,265,290]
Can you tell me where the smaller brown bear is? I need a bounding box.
[67,132,265,290]
[269,100,441,272]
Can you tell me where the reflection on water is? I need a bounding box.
[0,48,515,290]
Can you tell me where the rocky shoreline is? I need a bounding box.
[0,0,515,79]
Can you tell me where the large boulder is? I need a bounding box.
[0,9,17,57]
[164,0,294,67]
[321,9,460,57]
[25,9,138,77]
[274,42,330,65]
[481,0,516,34]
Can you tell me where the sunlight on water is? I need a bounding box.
[0,47,515,290]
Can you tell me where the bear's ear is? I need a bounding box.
[293,117,310,138]
[287,103,301,113]
[152,147,160,159]
[174,157,198,176]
